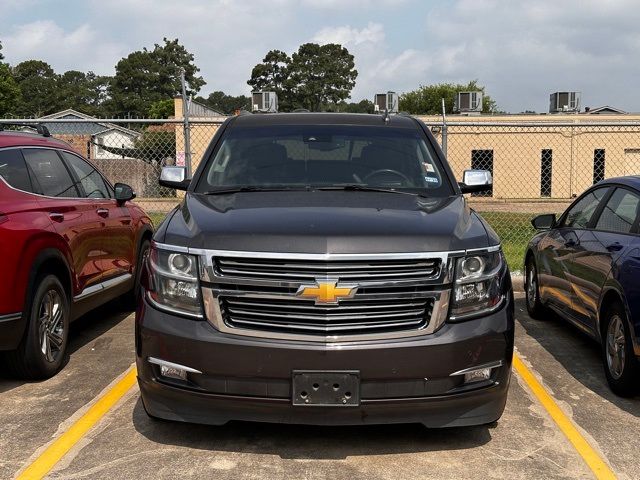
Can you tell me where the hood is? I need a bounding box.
[159,191,491,254]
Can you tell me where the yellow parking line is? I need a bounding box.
[513,354,616,480]
[16,366,138,480]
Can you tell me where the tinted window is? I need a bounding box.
[197,125,452,196]
[563,188,608,228]
[61,152,111,199]
[0,149,33,192]
[22,149,79,198]
[595,188,640,234]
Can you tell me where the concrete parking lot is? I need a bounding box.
[2,294,639,479]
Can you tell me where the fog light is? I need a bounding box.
[450,360,502,385]
[159,365,187,380]
[464,368,492,384]
[149,357,201,381]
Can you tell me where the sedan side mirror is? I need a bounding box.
[459,169,493,194]
[159,166,190,191]
[114,182,135,204]
[531,214,556,230]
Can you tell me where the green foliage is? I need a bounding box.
[195,91,249,114]
[399,80,498,115]
[247,43,358,112]
[12,60,59,117]
[107,38,205,117]
[338,99,374,113]
[148,99,175,119]
[0,63,21,116]
[55,70,110,116]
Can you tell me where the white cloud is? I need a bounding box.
[312,22,385,47]
[3,20,125,74]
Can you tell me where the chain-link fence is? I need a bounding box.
[426,120,640,271]
[3,115,640,272]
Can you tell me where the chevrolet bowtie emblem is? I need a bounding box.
[296,279,357,305]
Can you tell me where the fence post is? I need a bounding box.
[180,69,193,178]
[441,98,448,158]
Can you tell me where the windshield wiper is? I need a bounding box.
[316,184,422,197]
[201,186,304,195]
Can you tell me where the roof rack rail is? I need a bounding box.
[292,108,310,113]
[0,122,51,137]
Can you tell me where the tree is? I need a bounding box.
[247,43,358,112]
[247,50,293,110]
[0,63,21,116]
[288,43,357,112]
[56,70,110,116]
[12,60,59,117]
[339,99,374,113]
[195,91,249,114]
[0,40,4,61]
[148,99,175,118]
[107,38,205,117]
[399,80,498,115]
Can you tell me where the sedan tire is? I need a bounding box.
[525,257,547,319]
[602,303,640,397]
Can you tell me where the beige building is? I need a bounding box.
[417,113,640,201]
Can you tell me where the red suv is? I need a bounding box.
[0,127,153,378]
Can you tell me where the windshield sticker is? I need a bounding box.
[423,163,435,172]
[424,176,439,184]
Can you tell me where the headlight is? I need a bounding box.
[147,245,202,317]
[450,249,504,320]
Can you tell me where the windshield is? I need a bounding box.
[195,125,453,196]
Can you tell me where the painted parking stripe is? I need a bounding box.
[513,354,616,480]
[16,366,137,480]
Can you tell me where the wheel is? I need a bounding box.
[601,303,640,397]
[122,239,150,308]
[4,274,70,379]
[525,257,546,319]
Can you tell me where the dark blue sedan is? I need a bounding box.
[525,176,640,396]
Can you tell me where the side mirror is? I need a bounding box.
[114,183,135,204]
[459,169,493,194]
[159,166,190,191]
[531,214,556,230]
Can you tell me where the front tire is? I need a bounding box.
[5,274,70,379]
[601,303,640,397]
[122,239,150,308]
[525,257,546,319]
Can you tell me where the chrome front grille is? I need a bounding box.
[215,257,441,282]
[219,296,435,335]
[200,251,453,342]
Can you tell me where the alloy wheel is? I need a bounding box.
[606,315,626,380]
[527,264,537,309]
[37,289,65,363]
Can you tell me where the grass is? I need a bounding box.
[476,211,536,273]
[147,210,535,274]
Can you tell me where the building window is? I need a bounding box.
[471,149,493,197]
[540,149,552,197]
[593,149,605,184]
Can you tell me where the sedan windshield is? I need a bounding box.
[195,125,453,196]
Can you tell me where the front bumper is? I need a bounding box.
[136,293,514,427]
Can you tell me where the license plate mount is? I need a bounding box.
[292,370,360,406]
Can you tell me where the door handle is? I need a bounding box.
[606,242,624,252]
[48,212,64,222]
[96,208,109,218]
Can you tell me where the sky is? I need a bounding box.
[1,0,639,113]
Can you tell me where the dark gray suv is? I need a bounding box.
[136,113,514,427]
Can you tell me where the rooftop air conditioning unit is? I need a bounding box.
[252,91,278,113]
[454,91,483,114]
[374,91,399,113]
[549,92,581,113]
